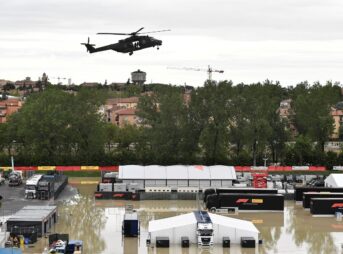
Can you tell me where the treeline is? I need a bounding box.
[0,80,342,167]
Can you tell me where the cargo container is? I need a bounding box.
[295,187,343,201]
[122,212,139,237]
[113,183,127,192]
[156,237,169,247]
[206,193,284,212]
[302,192,343,209]
[203,188,278,203]
[99,183,113,192]
[310,198,343,215]
[37,179,54,200]
[241,237,255,248]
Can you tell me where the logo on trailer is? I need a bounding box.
[331,203,343,208]
[113,194,125,198]
[236,199,249,203]
[252,199,264,204]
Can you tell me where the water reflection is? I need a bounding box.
[56,194,107,253]
[285,202,341,254]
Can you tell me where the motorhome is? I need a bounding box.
[25,174,43,199]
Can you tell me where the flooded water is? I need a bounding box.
[21,178,343,254]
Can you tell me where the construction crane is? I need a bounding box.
[51,77,67,85]
[167,65,224,81]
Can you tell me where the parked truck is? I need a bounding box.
[8,171,23,186]
[25,174,43,198]
[194,211,214,247]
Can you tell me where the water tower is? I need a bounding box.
[131,69,146,85]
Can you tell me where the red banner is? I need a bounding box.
[56,166,81,171]
[99,166,119,171]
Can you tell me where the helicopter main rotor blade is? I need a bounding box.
[133,27,144,35]
[97,32,130,35]
[139,29,171,34]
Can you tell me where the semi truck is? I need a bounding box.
[203,188,278,202]
[8,171,23,186]
[206,193,284,212]
[194,211,214,246]
[25,174,43,199]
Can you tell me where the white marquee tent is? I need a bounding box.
[148,211,259,244]
[325,174,343,187]
[118,165,237,189]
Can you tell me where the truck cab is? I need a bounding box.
[8,171,23,186]
[193,211,214,247]
[25,174,43,199]
[197,222,214,246]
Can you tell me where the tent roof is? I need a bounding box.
[325,174,343,187]
[119,165,237,180]
[209,213,259,233]
[166,165,189,179]
[148,211,259,234]
[119,165,144,179]
[149,213,196,232]
[144,165,165,179]
[8,206,57,222]
[209,165,236,180]
[188,165,211,179]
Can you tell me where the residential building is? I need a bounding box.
[114,108,141,127]
[276,99,297,137]
[0,98,23,123]
[14,77,36,89]
[102,97,140,126]
[330,101,343,140]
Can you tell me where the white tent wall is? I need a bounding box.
[211,180,222,187]
[213,224,258,244]
[324,174,343,187]
[213,223,236,243]
[150,225,197,244]
[119,165,237,189]
[221,180,233,187]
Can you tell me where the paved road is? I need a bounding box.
[0,179,77,217]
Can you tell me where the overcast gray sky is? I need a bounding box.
[1,0,343,86]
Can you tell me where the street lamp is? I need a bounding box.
[11,140,16,172]
[253,140,258,166]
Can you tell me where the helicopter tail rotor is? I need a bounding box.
[81,37,96,53]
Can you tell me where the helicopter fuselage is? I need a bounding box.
[86,35,162,55]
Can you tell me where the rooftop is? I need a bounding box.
[8,205,57,222]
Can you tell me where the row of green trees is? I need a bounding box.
[0,81,342,166]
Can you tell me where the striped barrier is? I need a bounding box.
[0,165,328,172]
[0,166,119,171]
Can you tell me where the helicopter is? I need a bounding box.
[81,27,170,55]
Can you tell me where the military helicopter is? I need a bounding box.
[81,27,170,55]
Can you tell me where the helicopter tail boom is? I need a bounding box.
[81,37,96,53]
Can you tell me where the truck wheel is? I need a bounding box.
[210,207,216,213]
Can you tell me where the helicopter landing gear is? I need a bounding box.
[129,52,133,56]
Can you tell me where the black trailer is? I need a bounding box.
[37,179,55,200]
[203,188,278,202]
[310,198,343,215]
[206,193,284,212]
[295,187,343,202]
[303,192,343,209]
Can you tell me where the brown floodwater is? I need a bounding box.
[22,178,343,254]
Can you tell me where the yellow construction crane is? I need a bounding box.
[168,65,224,81]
